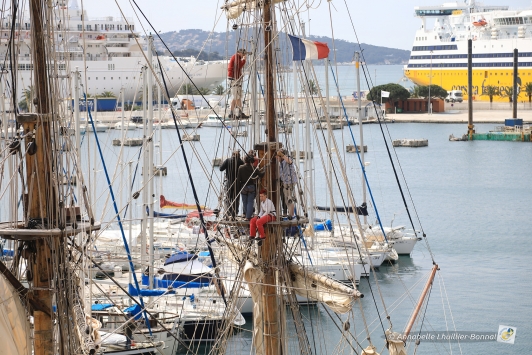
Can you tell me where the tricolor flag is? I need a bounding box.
[288,34,330,61]
[381,90,390,98]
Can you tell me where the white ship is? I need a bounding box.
[1,0,226,102]
[404,0,532,102]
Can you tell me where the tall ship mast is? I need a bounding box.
[404,0,532,102]
[0,0,226,101]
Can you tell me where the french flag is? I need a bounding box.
[288,34,330,61]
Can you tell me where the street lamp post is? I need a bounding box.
[429,50,433,114]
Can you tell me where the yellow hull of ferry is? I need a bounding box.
[404,68,532,103]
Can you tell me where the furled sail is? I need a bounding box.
[243,261,265,355]
[221,237,362,314]
[0,273,31,355]
[315,202,368,216]
[222,0,285,19]
[289,264,362,314]
[385,329,407,355]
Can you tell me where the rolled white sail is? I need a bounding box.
[243,261,265,355]
[385,329,407,355]
[223,0,285,19]
[0,274,31,355]
[289,263,362,314]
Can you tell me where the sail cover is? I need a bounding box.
[0,274,31,355]
[385,330,407,355]
[289,264,362,313]
[223,0,285,19]
[243,261,265,355]
[315,202,368,216]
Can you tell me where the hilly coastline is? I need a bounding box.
[154,29,410,65]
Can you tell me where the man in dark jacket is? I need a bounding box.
[237,155,265,220]
[220,150,244,219]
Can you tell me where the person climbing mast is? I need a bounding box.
[228,48,249,119]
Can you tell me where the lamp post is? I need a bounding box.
[428,50,433,114]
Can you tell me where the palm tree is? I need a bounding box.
[197,87,211,95]
[213,85,225,95]
[178,83,195,95]
[410,85,422,98]
[525,82,532,104]
[308,80,319,96]
[500,87,513,103]
[97,91,116,98]
[18,86,34,112]
[484,85,498,109]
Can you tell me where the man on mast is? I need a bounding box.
[228,48,249,119]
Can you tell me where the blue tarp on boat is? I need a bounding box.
[146,207,187,220]
[164,252,197,266]
[91,303,114,311]
[123,303,143,320]
[141,274,210,289]
[1,249,14,257]
[314,219,333,231]
[128,283,173,297]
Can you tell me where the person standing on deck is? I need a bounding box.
[237,154,264,220]
[220,150,244,219]
[277,149,297,218]
[249,190,276,240]
[228,49,249,119]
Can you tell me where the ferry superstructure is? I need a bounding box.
[404,0,532,102]
[0,0,226,102]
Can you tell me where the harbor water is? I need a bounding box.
[2,119,527,354]
[83,121,529,354]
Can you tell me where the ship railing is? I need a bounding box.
[89,16,134,22]
[106,37,131,42]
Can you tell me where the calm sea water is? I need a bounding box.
[64,121,531,354]
[312,64,410,97]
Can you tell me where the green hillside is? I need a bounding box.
[154,29,410,65]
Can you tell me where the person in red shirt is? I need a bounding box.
[228,49,249,119]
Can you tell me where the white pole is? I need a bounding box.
[293,59,300,169]
[141,66,147,273]
[147,36,155,290]
[325,58,333,227]
[92,96,97,204]
[158,73,162,197]
[121,88,125,132]
[301,22,314,248]
[356,52,367,225]
[291,19,300,169]
[250,34,259,144]
[128,160,133,290]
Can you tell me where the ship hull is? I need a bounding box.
[405,67,532,103]
[11,56,226,102]
[406,2,532,102]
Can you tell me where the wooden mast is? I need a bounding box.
[262,0,281,354]
[25,1,54,354]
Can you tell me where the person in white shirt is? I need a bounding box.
[249,189,276,240]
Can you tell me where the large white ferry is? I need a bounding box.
[1,0,226,102]
[404,0,532,102]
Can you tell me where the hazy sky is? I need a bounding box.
[81,0,531,51]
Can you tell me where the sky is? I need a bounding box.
[81,0,532,51]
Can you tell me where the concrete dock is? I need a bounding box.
[81,101,532,125]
